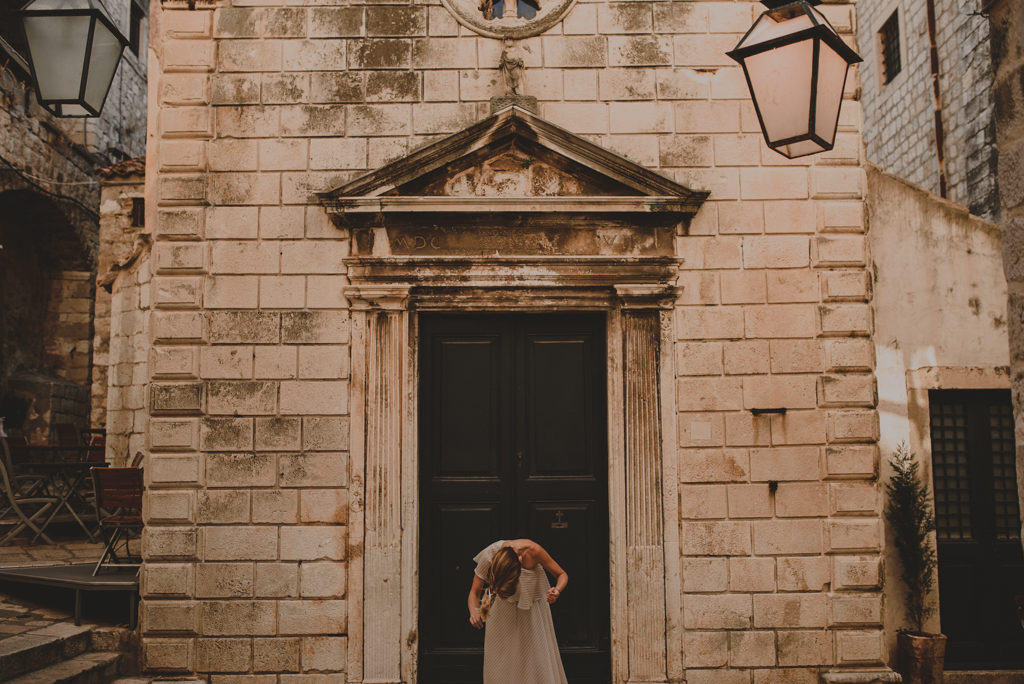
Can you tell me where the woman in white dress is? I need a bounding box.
[467,539,569,684]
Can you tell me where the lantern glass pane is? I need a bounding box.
[22,14,90,101]
[59,103,91,116]
[814,39,849,144]
[737,7,814,51]
[807,4,838,33]
[776,139,826,158]
[744,39,813,143]
[23,0,93,10]
[83,19,123,111]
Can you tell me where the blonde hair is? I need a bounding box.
[481,547,521,620]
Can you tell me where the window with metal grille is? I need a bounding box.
[930,399,972,540]
[929,390,1021,543]
[879,10,901,84]
[131,197,145,227]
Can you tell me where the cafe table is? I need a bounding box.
[9,445,102,542]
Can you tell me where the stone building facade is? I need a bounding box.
[96,161,152,465]
[0,0,148,442]
[857,0,1000,219]
[866,164,1016,669]
[989,0,1024,599]
[140,0,902,681]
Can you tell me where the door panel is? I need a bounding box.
[419,314,610,684]
[526,338,591,475]
[434,504,502,649]
[929,390,1024,669]
[438,338,502,476]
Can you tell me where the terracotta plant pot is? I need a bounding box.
[897,631,947,684]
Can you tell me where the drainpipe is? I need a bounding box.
[925,0,948,198]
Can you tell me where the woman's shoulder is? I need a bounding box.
[473,540,505,562]
[511,538,544,554]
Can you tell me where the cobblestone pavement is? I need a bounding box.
[0,537,103,568]
[0,592,78,641]
[0,535,104,645]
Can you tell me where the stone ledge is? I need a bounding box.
[821,670,902,684]
[944,672,1024,684]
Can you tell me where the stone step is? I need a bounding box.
[5,651,121,684]
[0,622,93,680]
[944,671,1024,684]
[110,680,204,684]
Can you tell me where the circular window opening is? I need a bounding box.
[442,0,577,39]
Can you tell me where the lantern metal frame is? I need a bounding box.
[20,0,128,118]
[727,0,862,158]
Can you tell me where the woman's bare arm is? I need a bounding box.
[468,574,486,628]
[534,544,568,603]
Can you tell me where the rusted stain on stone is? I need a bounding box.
[201,418,252,451]
[151,383,203,414]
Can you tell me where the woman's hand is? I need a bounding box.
[469,608,484,629]
[546,588,560,604]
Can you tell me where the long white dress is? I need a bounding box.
[474,540,568,684]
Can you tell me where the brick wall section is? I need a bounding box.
[858,0,999,219]
[989,0,1024,544]
[44,271,96,386]
[145,0,885,678]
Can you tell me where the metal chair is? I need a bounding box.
[91,467,143,575]
[0,437,59,545]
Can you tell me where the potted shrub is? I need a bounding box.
[885,443,946,684]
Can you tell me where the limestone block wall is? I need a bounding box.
[988,0,1024,545]
[95,171,148,429]
[43,271,96,386]
[84,0,150,162]
[867,164,1008,657]
[858,0,999,219]
[107,246,152,466]
[143,0,888,679]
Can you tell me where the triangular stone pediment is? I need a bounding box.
[319,106,707,218]
[397,145,622,198]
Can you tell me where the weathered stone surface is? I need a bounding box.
[137,0,895,680]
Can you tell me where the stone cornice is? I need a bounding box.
[324,195,702,219]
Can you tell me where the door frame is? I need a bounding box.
[345,287,682,684]
[414,312,613,682]
[892,367,1015,647]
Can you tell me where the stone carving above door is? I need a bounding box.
[320,105,706,253]
[319,105,708,306]
[425,150,585,198]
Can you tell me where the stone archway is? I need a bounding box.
[0,187,97,443]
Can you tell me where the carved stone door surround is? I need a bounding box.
[320,105,707,684]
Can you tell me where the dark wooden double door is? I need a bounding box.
[929,390,1024,668]
[418,314,611,684]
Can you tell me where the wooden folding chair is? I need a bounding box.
[91,467,143,575]
[0,437,59,545]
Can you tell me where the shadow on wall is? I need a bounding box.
[0,189,97,443]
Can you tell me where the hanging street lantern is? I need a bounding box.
[20,0,128,117]
[727,0,862,159]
